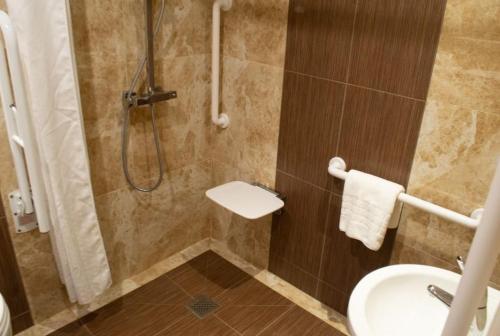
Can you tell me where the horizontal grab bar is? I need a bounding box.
[328,157,481,229]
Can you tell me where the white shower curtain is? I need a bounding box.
[5,0,112,304]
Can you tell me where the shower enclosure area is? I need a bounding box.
[0,0,498,334]
[0,0,287,324]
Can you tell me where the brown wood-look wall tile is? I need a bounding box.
[269,172,330,277]
[335,86,425,193]
[277,72,344,188]
[348,0,446,99]
[319,195,398,297]
[0,216,33,330]
[272,0,445,317]
[285,0,357,81]
[315,281,349,315]
[12,312,36,335]
[268,254,318,298]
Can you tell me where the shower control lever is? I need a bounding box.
[123,88,177,108]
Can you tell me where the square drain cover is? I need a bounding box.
[187,295,219,319]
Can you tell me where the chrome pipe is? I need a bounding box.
[145,0,155,93]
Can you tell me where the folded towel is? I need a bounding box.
[339,170,404,251]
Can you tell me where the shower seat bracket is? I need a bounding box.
[8,189,38,233]
[251,182,286,215]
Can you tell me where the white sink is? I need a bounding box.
[348,264,500,336]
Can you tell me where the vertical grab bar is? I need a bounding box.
[0,83,33,213]
[211,0,231,128]
[0,11,50,233]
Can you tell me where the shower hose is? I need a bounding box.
[121,0,165,192]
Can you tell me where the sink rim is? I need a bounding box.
[347,264,498,336]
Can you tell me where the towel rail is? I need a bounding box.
[328,157,482,229]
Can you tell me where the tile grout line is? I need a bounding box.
[148,312,194,336]
[344,0,360,85]
[334,0,359,157]
[270,253,324,283]
[213,315,243,336]
[254,304,295,336]
[164,273,196,300]
[319,1,361,279]
[221,304,293,307]
[276,169,332,193]
[314,192,334,297]
[285,69,426,103]
[212,275,252,302]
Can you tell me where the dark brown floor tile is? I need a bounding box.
[307,321,346,336]
[168,251,250,298]
[81,302,189,336]
[348,0,446,99]
[214,277,293,307]
[47,321,93,336]
[270,172,331,276]
[276,72,344,189]
[51,253,343,336]
[155,315,238,336]
[285,0,357,81]
[258,305,331,336]
[121,274,190,305]
[216,305,292,336]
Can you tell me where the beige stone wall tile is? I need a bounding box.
[13,230,71,321]
[76,59,126,141]
[222,0,289,66]
[390,240,459,271]
[212,57,283,185]
[118,162,212,274]
[427,65,500,116]
[69,0,126,60]
[409,103,500,208]
[87,129,127,196]
[94,190,139,282]
[400,0,500,288]
[435,36,500,73]
[123,0,212,64]
[441,0,500,40]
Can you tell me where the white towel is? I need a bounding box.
[339,170,404,251]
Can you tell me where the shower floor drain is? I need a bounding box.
[187,295,219,319]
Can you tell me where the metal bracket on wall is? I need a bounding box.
[251,182,286,216]
[9,190,38,233]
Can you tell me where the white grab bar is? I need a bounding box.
[211,0,231,128]
[0,11,50,233]
[328,157,481,229]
